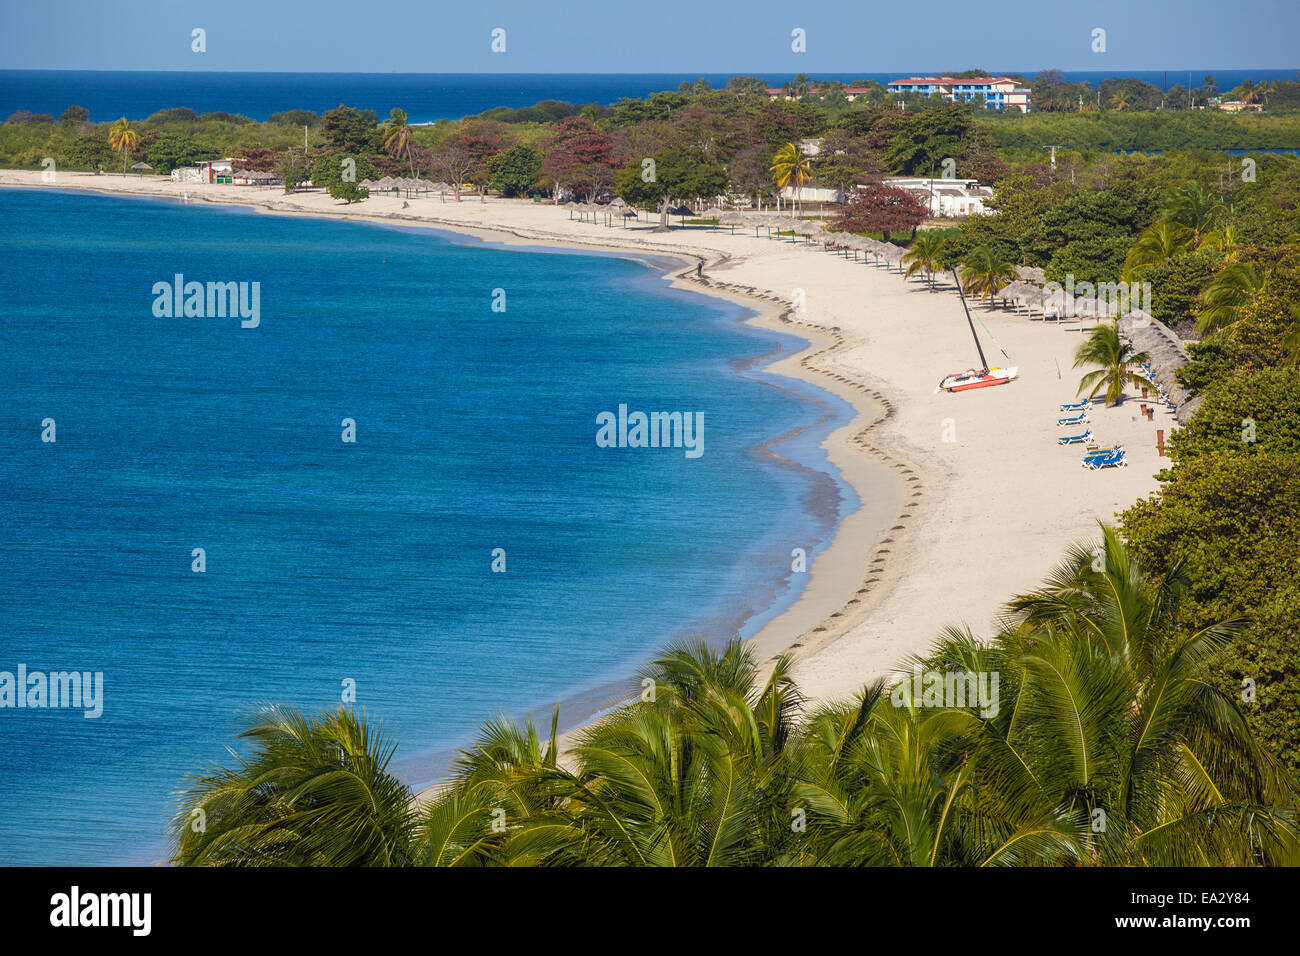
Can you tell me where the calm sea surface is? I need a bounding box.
[0,187,865,864]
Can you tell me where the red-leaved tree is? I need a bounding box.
[540,116,620,202]
[835,181,931,242]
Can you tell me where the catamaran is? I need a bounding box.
[939,269,1018,392]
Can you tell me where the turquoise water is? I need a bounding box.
[0,188,858,865]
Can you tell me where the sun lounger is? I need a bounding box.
[1083,443,1124,458]
[1059,400,1089,411]
[1058,429,1093,445]
[1083,449,1127,470]
[1057,412,1089,426]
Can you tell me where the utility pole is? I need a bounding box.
[1045,145,1059,170]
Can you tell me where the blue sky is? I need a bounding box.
[1,0,1295,73]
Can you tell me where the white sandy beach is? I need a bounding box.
[1,169,1170,713]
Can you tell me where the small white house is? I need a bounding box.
[880,177,994,217]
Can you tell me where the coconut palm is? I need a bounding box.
[1109,89,1132,112]
[959,246,1017,300]
[770,142,813,216]
[1199,221,1241,259]
[107,117,139,176]
[1073,320,1153,405]
[382,107,415,178]
[902,233,948,291]
[999,526,1299,865]
[1121,221,1192,281]
[1197,261,1266,336]
[171,705,415,866]
[1164,180,1226,246]
[791,675,1085,866]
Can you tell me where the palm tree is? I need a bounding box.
[791,676,1083,866]
[107,117,139,177]
[1165,180,1226,246]
[1109,89,1132,112]
[998,526,1299,865]
[171,706,415,866]
[1197,261,1265,336]
[382,107,415,178]
[1073,320,1153,405]
[959,246,1016,300]
[1199,221,1241,259]
[1121,221,1191,281]
[902,233,947,291]
[770,142,813,217]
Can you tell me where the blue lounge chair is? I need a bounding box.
[1083,449,1127,470]
[1058,429,1093,445]
[1059,400,1089,411]
[1057,412,1089,426]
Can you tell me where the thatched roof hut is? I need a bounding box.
[1121,313,1202,423]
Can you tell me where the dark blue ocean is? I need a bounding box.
[0,187,859,865]
[1,70,1297,123]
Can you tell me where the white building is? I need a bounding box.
[880,177,994,217]
[780,183,843,204]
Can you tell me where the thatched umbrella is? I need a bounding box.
[130,161,152,178]
[699,205,727,230]
[1015,265,1046,283]
[994,280,1039,311]
[878,242,907,271]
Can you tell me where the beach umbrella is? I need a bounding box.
[718,210,747,234]
[1015,265,1046,283]
[995,280,1039,311]
[130,162,151,178]
[877,242,906,270]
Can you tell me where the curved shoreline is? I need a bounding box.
[1,170,1169,770]
[0,173,908,773]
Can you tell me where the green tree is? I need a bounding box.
[1122,452,1300,776]
[959,246,1016,300]
[902,233,948,290]
[769,141,813,214]
[1073,320,1153,405]
[1198,261,1265,336]
[381,107,414,178]
[145,133,214,174]
[616,148,728,230]
[486,144,542,197]
[172,706,414,866]
[107,117,138,175]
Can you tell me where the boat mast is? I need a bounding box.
[951,268,990,371]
